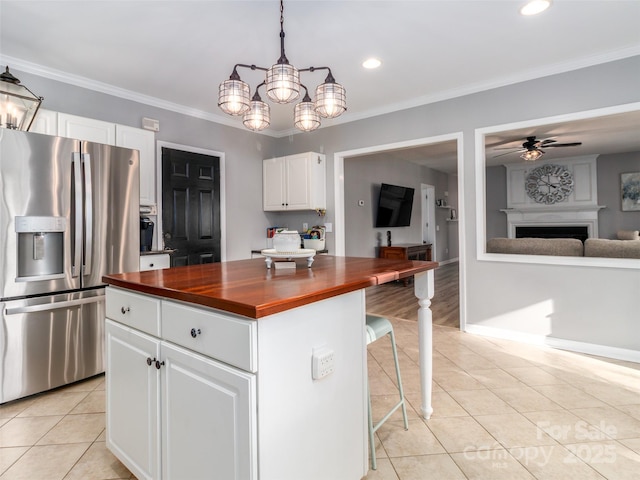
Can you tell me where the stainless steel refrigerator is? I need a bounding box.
[0,128,139,403]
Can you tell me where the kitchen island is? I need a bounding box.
[103,255,437,480]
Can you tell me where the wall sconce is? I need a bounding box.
[0,66,43,131]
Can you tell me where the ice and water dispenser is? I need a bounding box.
[15,216,66,281]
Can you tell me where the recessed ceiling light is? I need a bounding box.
[362,58,382,69]
[520,0,551,16]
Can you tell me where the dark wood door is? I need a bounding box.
[162,148,221,267]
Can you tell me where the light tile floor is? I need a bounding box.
[1,321,639,479]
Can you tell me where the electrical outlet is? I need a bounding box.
[302,222,308,231]
[312,346,335,380]
[324,223,332,233]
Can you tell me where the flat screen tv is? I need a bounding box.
[374,183,415,228]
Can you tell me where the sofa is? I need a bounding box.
[487,232,640,259]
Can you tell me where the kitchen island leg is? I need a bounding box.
[414,270,435,419]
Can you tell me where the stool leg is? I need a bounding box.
[367,382,377,470]
[388,329,409,431]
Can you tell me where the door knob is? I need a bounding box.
[191,328,201,338]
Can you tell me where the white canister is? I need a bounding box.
[273,230,301,252]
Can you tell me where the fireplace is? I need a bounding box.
[516,226,589,242]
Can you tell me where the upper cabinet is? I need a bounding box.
[115,125,156,206]
[57,112,116,145]
[263,152,326,211]
[29,109,58,136]
[30,109,156,207]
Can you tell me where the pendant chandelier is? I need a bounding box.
[218,0,346,132]
[0,66,43,131]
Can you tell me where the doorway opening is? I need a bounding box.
[334,133,466,330]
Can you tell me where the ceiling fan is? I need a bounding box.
[492,136,582,160]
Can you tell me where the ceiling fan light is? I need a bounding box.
[294,99,321,132]
[218,78,251,115]
[266,63,300,104]
[521,149,544,161]
[315,80,346,119]
[243,99,270,131]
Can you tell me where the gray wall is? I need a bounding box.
[342,156,450,259]
[485,153,640,241]
[597,152,640,238]
[485,166,508,239]
[13,55,640,355]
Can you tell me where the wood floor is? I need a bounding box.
[365,261,459,328]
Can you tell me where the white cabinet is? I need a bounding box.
[139,253,170,271]
[106,290,257,480]
[161,342,256,480]
[116,125,156,206]
[29,108,58,135]
[106,320,160,480]
[105,287,366,480]
[57,112,116,145]
[263,152,326,211]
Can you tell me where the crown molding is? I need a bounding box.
[3,45,639,138]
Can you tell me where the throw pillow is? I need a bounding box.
[617,230,640,240]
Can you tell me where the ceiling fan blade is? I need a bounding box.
[492,149,524,158]
[492,146,523,150]
[545,142,582,147]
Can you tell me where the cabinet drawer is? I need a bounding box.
[106,288,161,336]
[139,254,170,271]
[161,301,257,373]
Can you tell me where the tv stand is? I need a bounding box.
[379,243,432,286]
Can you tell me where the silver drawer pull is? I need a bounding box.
[190,328,201,338]
[121,306,130,314]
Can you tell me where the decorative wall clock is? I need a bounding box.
[525,164,574,204]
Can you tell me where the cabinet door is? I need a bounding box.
[116,125,156,206]
[29,109,58,135]
[161,342,257,480]
[263,157,286,210]
[285,153,312,210]
[57,112,116,144]
[105,320,160,480]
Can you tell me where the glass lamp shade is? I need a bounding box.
[0,67,42,131]
[521,149,544,161]
[265,63,300,104]
[294,100,321,132]
[243,100,270,131]
[314,81,346,119]
[218,79,251,115]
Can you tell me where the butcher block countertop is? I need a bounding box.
[102,255,438,319]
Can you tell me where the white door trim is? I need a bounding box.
[333,132,466,331]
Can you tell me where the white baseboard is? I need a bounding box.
[464,324,640,364]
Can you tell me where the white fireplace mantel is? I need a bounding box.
[501,205,606,238]
[503,156,605,238]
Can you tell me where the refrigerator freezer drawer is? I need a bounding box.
[0,291,105,403]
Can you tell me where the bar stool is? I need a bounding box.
[366,314,409,470]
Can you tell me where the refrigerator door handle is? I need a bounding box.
[4,295,103,315]
[72,153,83,277]
[82,153,93,276]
